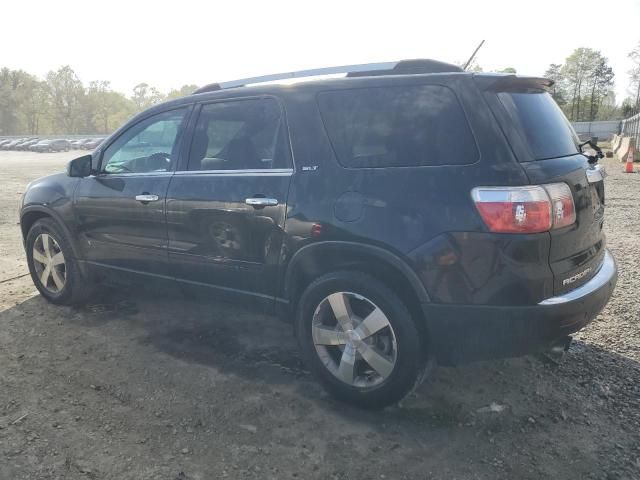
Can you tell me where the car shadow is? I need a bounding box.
[57,287,639,418]
[4,288,640,457]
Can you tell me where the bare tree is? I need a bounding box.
[588,58,615,121]
[544,64,565,106]
[20,78,49,134]
[131,83,165,111]
[628,42,640,115]
[46,66,85,133]
[560,48,614,121]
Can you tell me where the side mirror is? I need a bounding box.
[67,154,93,178]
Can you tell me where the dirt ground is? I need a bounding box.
[0,151,639,480]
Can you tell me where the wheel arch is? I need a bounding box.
[20,206,81,260]
[283,241,431,331]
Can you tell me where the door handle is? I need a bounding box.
[135,194,159,203]
[245,197,278,207]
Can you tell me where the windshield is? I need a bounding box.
[497,90,580,161]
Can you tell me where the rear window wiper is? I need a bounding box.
[578,140,604,165]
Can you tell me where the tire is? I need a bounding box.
[26,218,91,305]
[296,271,429,409]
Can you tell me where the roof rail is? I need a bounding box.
[192,59,462,95]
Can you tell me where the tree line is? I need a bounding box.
[3,45,640,135]
[471,46,639,122]
[0,65,197,136]
[543,44,640,121]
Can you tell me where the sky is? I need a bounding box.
[2,0,639,102]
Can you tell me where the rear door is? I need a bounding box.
[482,80,606,295]
[166,97,292,305]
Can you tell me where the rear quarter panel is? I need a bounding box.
[281,76,552,305]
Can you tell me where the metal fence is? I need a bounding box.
[621,113,640,149]
[571,120,621,141]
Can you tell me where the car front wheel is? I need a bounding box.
[26,218,91,305]
[296,271,429,409]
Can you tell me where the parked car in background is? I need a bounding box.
[82,138,104,150]
[54,139,73,151]
[75,138,94,149]
[12,139,29,150]
[30,139,72,153]
[0,139,13,148]
[26,139,42,149]
[2,138,27,150]
[70,139,93,149]
[17,138,40,150]
[14,139,30,150]
[30,140,52,152]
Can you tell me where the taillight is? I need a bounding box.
[543,182,576,229]
[471,186,551,233]
[471,183,575,233]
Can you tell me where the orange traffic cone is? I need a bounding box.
[624,147,635,173]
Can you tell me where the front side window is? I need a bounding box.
[317,85,478,168]
[187,98,289,171]
[102,108,188,174]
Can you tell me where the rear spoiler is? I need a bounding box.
[473,74,554,92]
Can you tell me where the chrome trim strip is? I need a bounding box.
[93,169,295,178]
[173,168,293,176]
[538,251,616,305]
[93,171,174,178]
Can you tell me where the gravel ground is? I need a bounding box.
[0,151,638,480]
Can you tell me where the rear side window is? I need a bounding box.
[497,90,579,161]
[317,85,478,168]
[187,98,290,171]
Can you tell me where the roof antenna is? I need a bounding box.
[463,40,485,71]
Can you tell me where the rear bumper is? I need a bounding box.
[423,250,617,365]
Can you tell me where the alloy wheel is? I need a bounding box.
[312,292,397,388]
[32,233,66,293]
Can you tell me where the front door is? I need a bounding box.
[166,97,292,304]
[74,107,190,278]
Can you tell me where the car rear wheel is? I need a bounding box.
[26,218,91,305]
[296,271,429,409]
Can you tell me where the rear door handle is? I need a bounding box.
[135,194,159,203]
[245,197,278,207]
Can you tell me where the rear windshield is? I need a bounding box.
[497,90,579,161]
[317,85,478,168]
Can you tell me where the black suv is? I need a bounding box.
[20,59,617,408]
